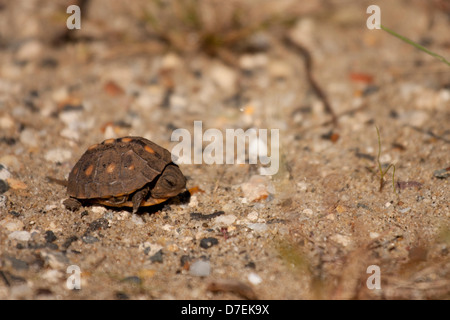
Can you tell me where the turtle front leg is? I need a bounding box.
[131,187,149,214]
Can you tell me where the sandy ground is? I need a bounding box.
[0,0,449,300]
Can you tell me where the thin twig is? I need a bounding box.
[283,36,338,126]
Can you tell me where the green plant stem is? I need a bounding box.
[381,24,450,67]
[375,126,397,196]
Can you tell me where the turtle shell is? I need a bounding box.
[67,136,174,199]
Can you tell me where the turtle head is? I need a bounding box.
[151,164,186,199]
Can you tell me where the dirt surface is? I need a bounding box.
[0,0,449,300]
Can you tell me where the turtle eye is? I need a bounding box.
[163,175,176,188]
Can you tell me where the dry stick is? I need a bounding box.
[283,36,338,127]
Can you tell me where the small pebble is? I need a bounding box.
[121,276,142,285]
[86,218,109,232]
[137,269,157,279]
[103,211,114,220]
[188,195,199,207]
[433,167,450,179]
[10,284,32,299]
[149,250,164,263]
[8,231,31,242]
[131,214,145,226]
[41,270,63,284]
[44,204,57,212]
[180,255,192,268]
[191,211,225,220]
[369,232,380,239]
[297,181,308,191]
[209,63,237,93]
[213,214,237,226]
[41,251,70,269]
[247,223,268,233]
[0,114,15,129]
[16,40,43,61]
[0,218,24,231]
[62,235,78,249]
[247,211,258,222]
[44,148,72,163]
[7,257,29,271]
[189,260,211,277]
[9,210,20,217]
[44,230,57,243]
[398,207,411,214]
[166,243,178,252]
[0,195,7,208]
[247,272,262,285]
[91,206,107,215]
[60,127,80,141]
[115,292,129,300]
[19,129,39,148]
[0,179,9,194]
[82,235,99,244]
[330,234,352,247]
[241,175,274,202]
[6,178,27,190]
[161,52,182,70]
[0,155,21,172]
[302,208,313,216]
[141,243,163,257]
[0,164,12,180]
[200,237,219,249]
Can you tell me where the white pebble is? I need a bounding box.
[162,224,173,231]
[8,230,31,241]
[161,52,182,70]
[241,175,272,202]
[189,260,211,277]
[0,218,24,231]
[44,204,57,211]
[188,195,198,208]
[20,129,39,148]
[398,207,411,214]
[60,127,80,141]
[91,206,107,215]
[0,195,7,208]
[214,214,237,226]
[369,232,380,239]
[247,211,258,222]
[44,148,72,163]
[247,223,268,233]
[330,234,352,247]
[16,40,43,61]
[0,114,14,130]
[41,270,63,284]
[0,165,12,180]
[247,272,262,285]
[302,208,313,216]
[131,214,145,226]
[297,181,308,192]
[210,63,237,93]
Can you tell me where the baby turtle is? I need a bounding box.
[64,136,186,214]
